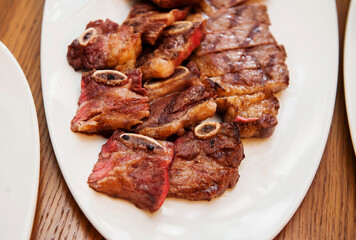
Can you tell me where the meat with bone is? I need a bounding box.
[192,44,287,77]
[123,3,189,45]
[195,4,275,55]
[150,0,199,9]
[168,122,244,200]
[67,19,141,71]
[137,21,204,79]
[71,69,149,134]
[143,62,202,100]
[88,131,174,212]
[135,85,217,139]
[216,91,280,138]
[204,64,289,97]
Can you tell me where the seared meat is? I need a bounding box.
[144,62,203,100]
[67,19,142,71]
[88,131,174,212]
[123,3,188,45]
[216,91,280,138]
[192,44,287,77]
[150,0,199,8]
[204,64,289,96]
[71,69,149,134]
[168,122,244,200]
[135,85,217,139]
[137,21,204,79]
[199,0,248,14]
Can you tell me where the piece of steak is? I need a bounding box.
[135,85,217,139]
[71,69,149,134]
[123,3,188,45]
[150,0,199,8]
[199,0,248,14]
[143,62,203,100]
[216,91,280,138]
[192,44,287,77]
[168,122,244,200]
[88,131,174,212]
[67,19,141,71]
[204,64,289,96]
[137,21,204,79]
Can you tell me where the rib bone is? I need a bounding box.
[194,122,221,139]
[93,70,128,86]
[120,133,164,150]
[78,27,97,46]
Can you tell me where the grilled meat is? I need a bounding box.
[135,85,217,139]
[71,69,149,134]
[137,21,204,79]
[168,122,244,200]
[216,91,280,138]
[150,0,199,8]
[199,0,248,15]
[67,19,142,71]
[123,3,188,45]
[88,131,174,212]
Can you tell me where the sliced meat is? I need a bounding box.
[199,0,248,14]
[137,21,204,79]
[144,62,203,100]
[204,64,289,96]
[168,122,244,200]
[88,131,174,212]
[216,91,280,138]
[150,0,199,8]
[192,44,287,77]
[71,69,149,134]
[123,3,188,45]
[67,19,142,71]
[135,85,217,139]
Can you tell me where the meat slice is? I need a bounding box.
[143,62,202,100]
[199,0,248,14]
[192,44,287,77]
[135,85,217,139]
[168,122,244,200]
[71,69,149,134]
[150,0,199,8]
[137,21,204,79]
[216,91,280,138]
[123,3,188,45]
[67,19,141,71]
[204,64,289,96]
[88,131,174,212]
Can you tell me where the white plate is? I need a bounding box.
[345,0,356,154]
[0,42,40,240]
[41,1,338,239]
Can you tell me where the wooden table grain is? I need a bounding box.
[0,0,354,239]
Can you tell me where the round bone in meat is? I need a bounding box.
[120,133,164,150]
[92,70,128,86]
[78,27,97,46]
[144,66,189,89]
[194,122,221,139]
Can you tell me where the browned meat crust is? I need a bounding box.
[71,69,149,134]
[204,64,289,96]
[168,122,244,200]
[137,21,204,79]
[135,86,217,139]
[216,91,280,138]
[88,131,174,212]
[199,0,248,15]
[192,44,287,77]
[150,0,200,8]
[67,19,142,71]
[123,3,189,45]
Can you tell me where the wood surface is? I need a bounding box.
[0,0,354,239]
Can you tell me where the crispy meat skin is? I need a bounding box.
[137,21,204,79]
[150,0,199,8]
[216,92,280,138]
[168,122,244,200]
[67,19,141,71]
[88,131,174,212]
[204,64,289,96]
[136,86,217,139]
[71,70,149,134]
[192,44,287,77]
[123,3,188,45]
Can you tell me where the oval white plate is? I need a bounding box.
[344,0,356,154]
[0,42,40,240]
[41,0,338,239]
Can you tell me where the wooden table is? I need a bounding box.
[0,0,354,239]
